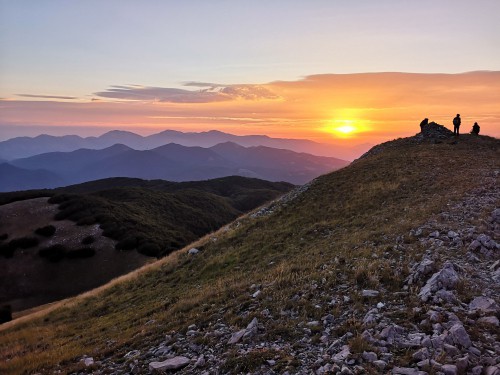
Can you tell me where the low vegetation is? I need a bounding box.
[0,236,40,258]
[0,177,293,258]
[0,135,498,374]
[34,225,56,237]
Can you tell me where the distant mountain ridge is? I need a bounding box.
[0,129,371,161]
[2,142,349,191]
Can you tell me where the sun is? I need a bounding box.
[323,119,360,138]
[335,125,356,135]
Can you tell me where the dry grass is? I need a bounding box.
[0,135,498,374]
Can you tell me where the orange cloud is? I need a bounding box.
[1,72,499,144]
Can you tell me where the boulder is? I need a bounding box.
[449,323,471,348]
[469,296,499,314]
[419,261,460,302]
[227,329,246,344]
[149,356,190,372]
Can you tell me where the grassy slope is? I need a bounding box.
[0,135,498,374]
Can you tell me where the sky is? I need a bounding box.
[1,0,499,144]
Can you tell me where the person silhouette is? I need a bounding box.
[420,118,429,131]
[471,122,480,135]
[453,114,461,136]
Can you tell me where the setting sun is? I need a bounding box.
[321,119,369,139]
[335,124,356,135]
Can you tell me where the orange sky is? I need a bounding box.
[1,72,499,144]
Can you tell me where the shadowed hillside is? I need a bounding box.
[0,176,293,315]
[0,132,498,374]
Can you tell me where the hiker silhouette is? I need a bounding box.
[420,118,429,131]
[453,114,461,136]
[471,122,480,135]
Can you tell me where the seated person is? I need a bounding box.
[471,122,480,135]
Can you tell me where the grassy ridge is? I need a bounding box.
[0,135,498,374]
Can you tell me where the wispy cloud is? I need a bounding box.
[17,94,77,100]
[94,83,279,103]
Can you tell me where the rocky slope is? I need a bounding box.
[0,129,498,375]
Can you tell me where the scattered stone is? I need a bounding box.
[449,323,472,348]
[485,367,500,375]
[227,329,245,344]
[419,261,460,302]
[429,231,440,238]
[362,289,380,297]
[194,355,205,368]
[469,296,499,314]
[252,290,261,298]
[412,347,430,361]
[83,357,94,367]
[477,316,499,326]
[441,364,457,375]
[392,366,427,375]
[372,360,387,370]
[188,248,199,255]
[149,356,190,372]
[332,345,350,363]
[362,351,377,362]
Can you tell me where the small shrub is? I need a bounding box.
[76,216,97,226]
[0,243,15,258]
[137,242,160,257]
[0,233,8,241]
[35,225,56,237]
[66,248,96,259]
[0,305,12,324]
[39,244,67,262]
[81,235,95,245]
[115,236,138,251]
[9,236,39,249]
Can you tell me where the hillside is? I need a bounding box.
[0,132,498,374]
[0,177,293,315]
[6,142,349,190]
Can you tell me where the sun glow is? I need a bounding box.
[322,119,366,138]
[335,124,356,135]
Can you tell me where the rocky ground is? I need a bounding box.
[70,164,499,375]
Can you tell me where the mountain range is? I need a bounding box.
[1,142,350,191]
[0,129,371,161]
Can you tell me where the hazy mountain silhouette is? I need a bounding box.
[0,129,371,161]
[0,163,64,192]
[8,142,349,189]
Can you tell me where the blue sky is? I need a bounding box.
[1,0,499,99]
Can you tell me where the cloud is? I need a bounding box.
[94,83,279,103]
[17,94,77,100]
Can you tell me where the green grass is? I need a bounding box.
[0,135,498,374]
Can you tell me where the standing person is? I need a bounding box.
[453,114,461,136]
